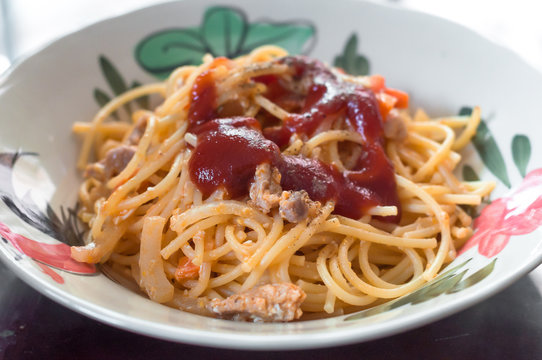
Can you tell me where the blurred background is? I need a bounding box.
[1,0,542,75]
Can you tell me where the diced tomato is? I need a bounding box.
[384,87,409,108]
[369,74,386,92]
[209,56,232,69]
[375,92,397,120]
[174,257,200,282]
[369,75,409,111]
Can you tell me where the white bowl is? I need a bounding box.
[1,0,542,350]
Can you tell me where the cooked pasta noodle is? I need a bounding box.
[71,46,494,322]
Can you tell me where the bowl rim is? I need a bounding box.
[1,0,542,350]
[4,244,542,350]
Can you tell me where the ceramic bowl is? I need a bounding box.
[1,0,542,350]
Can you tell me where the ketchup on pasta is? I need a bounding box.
[187,56,401,222]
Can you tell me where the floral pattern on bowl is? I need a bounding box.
[461,169,542,257]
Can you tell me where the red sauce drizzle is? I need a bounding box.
[189,117,279,198]
[188,69,217,130]
[187,56,401,221]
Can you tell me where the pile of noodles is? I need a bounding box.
[71,46,493,320]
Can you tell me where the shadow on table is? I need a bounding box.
[1,260,541,360]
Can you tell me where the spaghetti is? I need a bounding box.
[71,46,494,322]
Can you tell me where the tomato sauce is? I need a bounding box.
[188,69,217,130]
[187,56,401,222]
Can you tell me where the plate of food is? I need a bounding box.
[1,0,542,350]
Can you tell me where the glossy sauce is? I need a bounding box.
[188,69,217,130]
[259,57,382,146]
[187,56,401,221]
[189,117,279,198]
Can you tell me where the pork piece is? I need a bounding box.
[84,162,105,181]
[249,163,321,223]
[248,163,282,213]
[84,145,136,181]
[383,110,407,142]
[207,283,306,322]
[127,115,148,145]
[279,190,321,223]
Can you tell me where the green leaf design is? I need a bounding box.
[99,55,128,95]
[389,260,471,309]
[410,270,468,304]
[241,22,315,54]
[99,55,132,116]
[511,134,531,177]
[93,88,111,107]
[93,88,118,120]
[333,34,369,75]
[460,204,479,219]
[136,29,207,80]
[473,121,511,188]
[433,258,472,280]
[462,165,480,182]
[135,6,315,79]
[460,106,511,188]
[344,258,497,322]
[131,81,149,109]
[94,58,149,118]
[202,7,247,57]
[448,258,497,293]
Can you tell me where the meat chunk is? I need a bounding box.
[84,162,105,181]
[249,163,321,223]
[174,257,200,282]
[383,110,407,142]
[248,163,282,213]
[102,145,136,179]
[127,116,148,145]
[279,190,321,223]
[85,145,136,181]
[207,283,306,322]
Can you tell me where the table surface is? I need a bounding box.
[2,1,542,359]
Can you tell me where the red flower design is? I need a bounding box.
[460,168,542,257]
[0,221,95,281]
